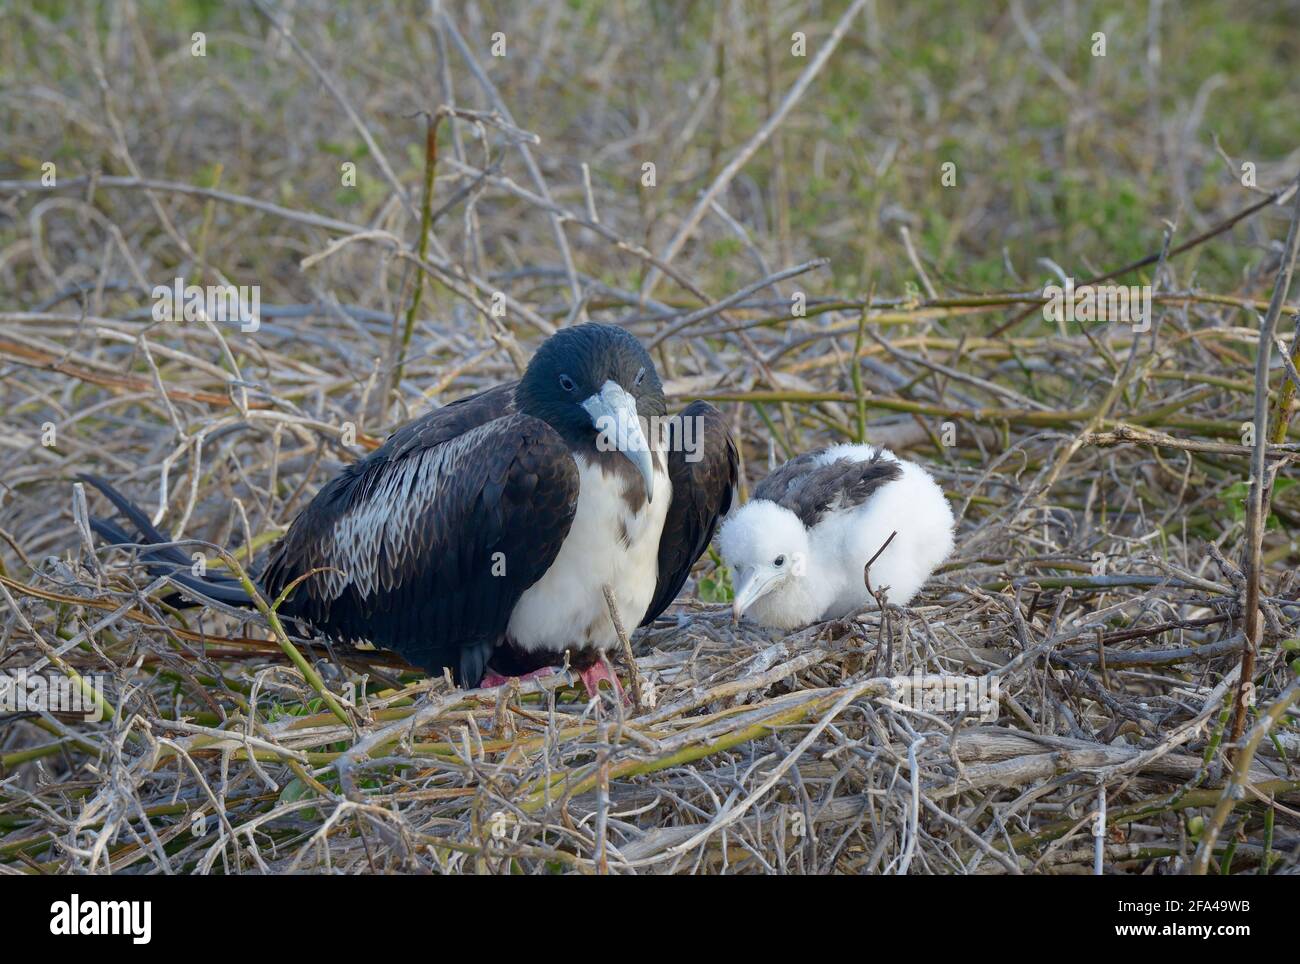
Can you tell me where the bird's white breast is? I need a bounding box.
[507,452,671,654]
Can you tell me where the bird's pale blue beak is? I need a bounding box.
[731,566,781,622]
[583,381,655,502]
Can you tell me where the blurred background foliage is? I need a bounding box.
[3,0,1297,321]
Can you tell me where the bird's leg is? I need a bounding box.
[479,666,555,689]
[578,659,626,704]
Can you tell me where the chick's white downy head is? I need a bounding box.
[718,500,820,629]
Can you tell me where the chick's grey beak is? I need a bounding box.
[583,380,654,502]
[731,567,780,622]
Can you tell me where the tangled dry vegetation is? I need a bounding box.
[2,2,1300,874]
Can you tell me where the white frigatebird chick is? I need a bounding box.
[82,324,736,699]
[718,444,953,629]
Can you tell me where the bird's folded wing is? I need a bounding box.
[640,401,738,625]
[755,450,902,528]
[262,411,578,684]
[385,381,517,457]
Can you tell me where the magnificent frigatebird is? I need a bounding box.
[82,324,736,697]
[718,444,953,628]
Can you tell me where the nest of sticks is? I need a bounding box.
[4,265,1300,872]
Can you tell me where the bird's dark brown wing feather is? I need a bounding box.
[261,397,577,686]
[751,448,824,505]
[385,381,517,457]
[640,401,737,626]
[755,448,901,528]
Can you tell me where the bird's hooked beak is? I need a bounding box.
[583,380,655,502]
[731,567,782,622]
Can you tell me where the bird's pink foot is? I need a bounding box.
[479,666,555,689]
[578,661,627,704]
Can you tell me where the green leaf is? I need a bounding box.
[697,566,733,603]
[1222,480,1288,530]
[279,777,321,821]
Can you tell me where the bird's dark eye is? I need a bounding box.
[633,366,646,386]
[559,374,576,392]
[774,555,785,567]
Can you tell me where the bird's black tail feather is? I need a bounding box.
[78,474,254,609]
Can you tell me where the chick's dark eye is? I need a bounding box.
[559,374,576,392]
[774,555,785,567]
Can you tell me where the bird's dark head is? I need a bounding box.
[517,324,666,499]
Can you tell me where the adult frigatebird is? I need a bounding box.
[83,324,736,697]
